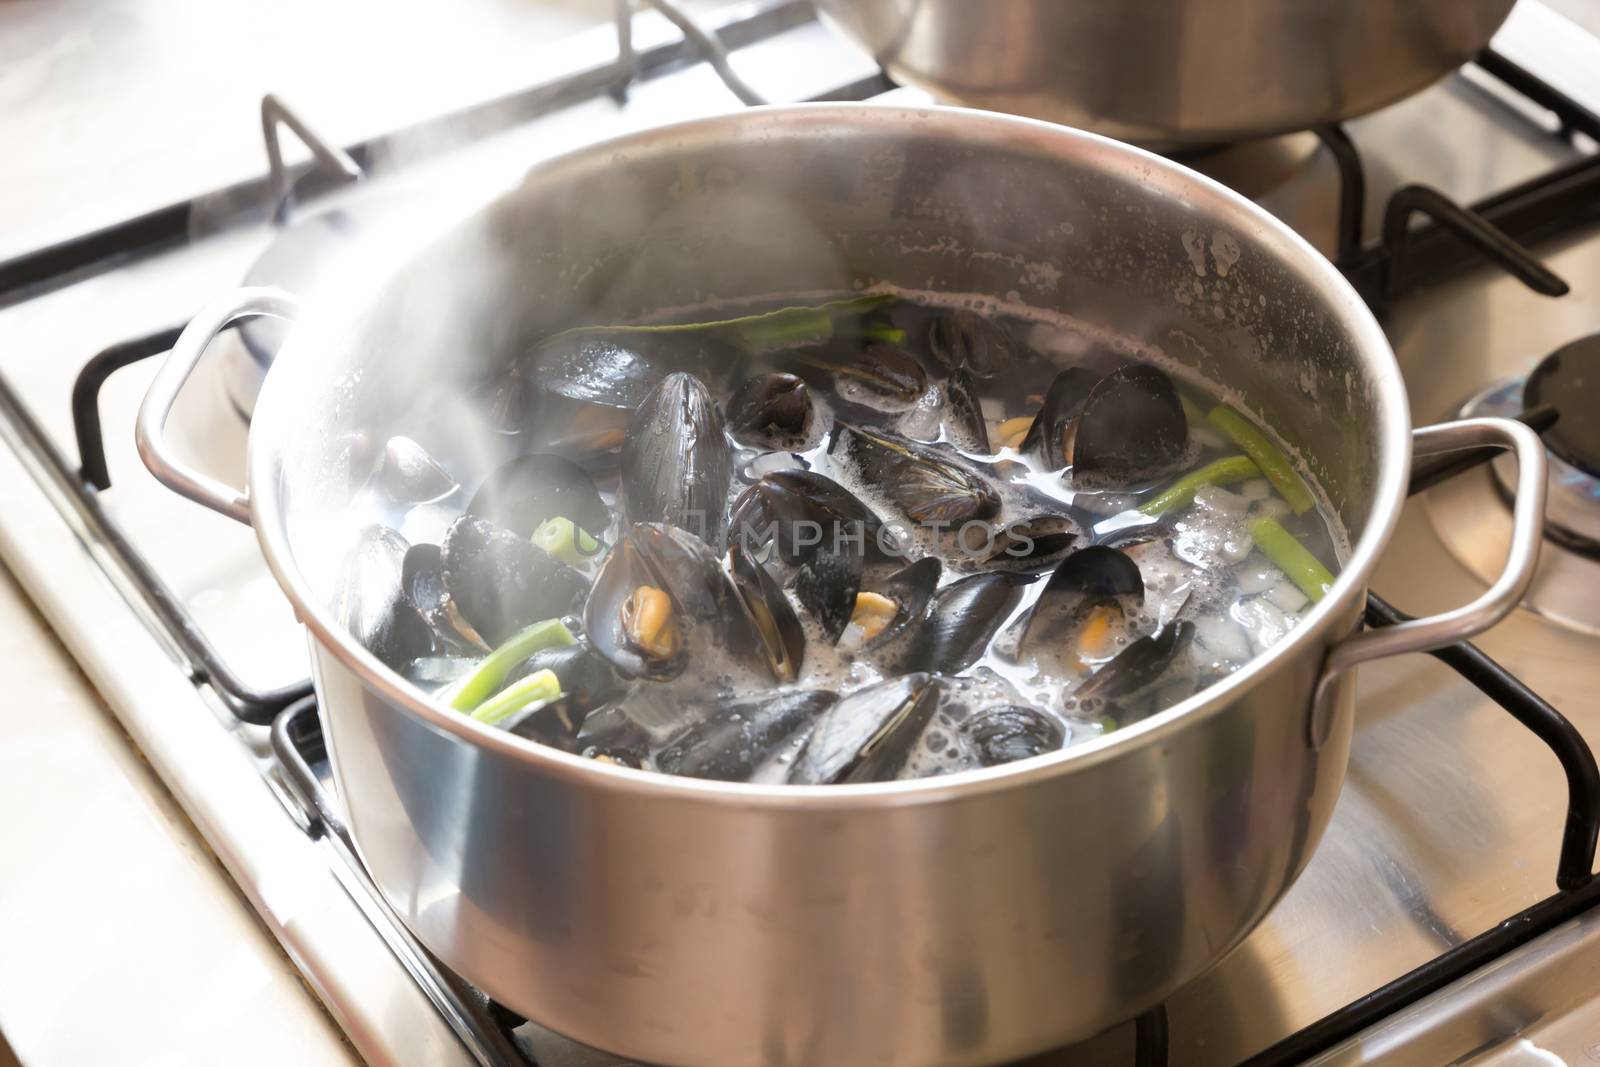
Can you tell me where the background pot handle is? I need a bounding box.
[135,287,301,526]
[1309,416,1547,748]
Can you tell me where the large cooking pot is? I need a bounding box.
[812,0,1518,145]
[136,105,1546,1066]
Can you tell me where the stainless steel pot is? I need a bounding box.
[136,105,1546,1067]
[812,0,1518,145]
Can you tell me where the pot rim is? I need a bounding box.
[248,102,1409,808]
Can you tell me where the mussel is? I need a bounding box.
[728,540,807,681]
[942,367,992,453]
[583,523,739,680]
[837,556,940,656]
[787,673,941,784]
[524,331,740,411]
[901,572,1029,673]
[1071,364,1189,486]
[466,453,610,541]
[440,516,590,648]
[928,309,1030,379]
[728,469,902,565]
[961,705,1065,766]
[1004,545,1144,659]
[1018,367,1098,469]
[726,372,814,446]
[1075,620,1196,703]
[656,690,837,781]
[778,342,927,409]
[832,425,1000,525]
[334,525,436,670]
[622,372,733,547]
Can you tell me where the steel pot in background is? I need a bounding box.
[137,105,1545,1066]
[812,0,1518,145]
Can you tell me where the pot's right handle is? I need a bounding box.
[1309,416,1547,749]
[135,287,301,526]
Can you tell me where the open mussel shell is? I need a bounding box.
[728,540,806,682]
[928,309,1029,379]
[1005,545,1144,656]
[1071,364,1189,486]
[793,546,864,644]
[583,523,738,681]
[656,690,837,781]
[466,453,610,540]
[440,516,590,648]
[832,424,1000,525]
[524,331,741,411]
[1019,367,1098,469]
[787,673,941,785]
[901,572,1030,674]
[942,367,991,453]
[726,372,814,446]
[622,372,733,548]
[335,525,436,670]
[728,469,903,564]
[1076,620,1196,703]
[840,556,941,657]
[961,705,1065,767]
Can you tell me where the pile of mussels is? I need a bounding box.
[336,295,1334,784]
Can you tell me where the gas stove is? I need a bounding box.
[2,2,1600,1065]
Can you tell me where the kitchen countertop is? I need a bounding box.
[0,556,358,1066]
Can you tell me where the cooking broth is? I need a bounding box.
[340,292,1344,784]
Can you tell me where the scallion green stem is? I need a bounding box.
[470,669,562,727]
[1139,455,1260,516]
[444,618,576,712]
[1206,405,1316,515]
[1249,517,1335,603]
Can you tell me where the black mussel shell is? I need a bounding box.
[1019,367,1098,469]
[335,525,436,670]
[780,342,927,408]
[832,424,1000,525]
[728,469,903,564]
[983,514,1081,571]
[844,556,941,656]
[788,674,941,784]
[943,367,991,453]
[525,332,740,411]
[1071,364,1188,486]
[902,572,1030,674]
[928,310,1027,379]
[1075,620,1195,702]
[961,705,1065,767]
[574,707,651,768]
[656,690,837,781]
[368,437,457,504]
[726,372,814,445]
[793,546,864,645]
[401,542,483,652]
[1007,545,1144,655]
[441,516,590,648]
[583,523,737,680]
[728,541,806,681]
[466,453,610,540]
[622,372,733,548]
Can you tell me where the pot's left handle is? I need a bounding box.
[135,287,302,526]
[1309,416,1547,748]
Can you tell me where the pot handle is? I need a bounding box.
[1309,416,1547,748]
[135,287,302,526]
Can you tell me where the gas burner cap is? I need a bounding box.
[1525,334,1600,479]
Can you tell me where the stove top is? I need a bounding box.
[2,2,1600,1065]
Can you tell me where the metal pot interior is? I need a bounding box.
[254,104,1406,702]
